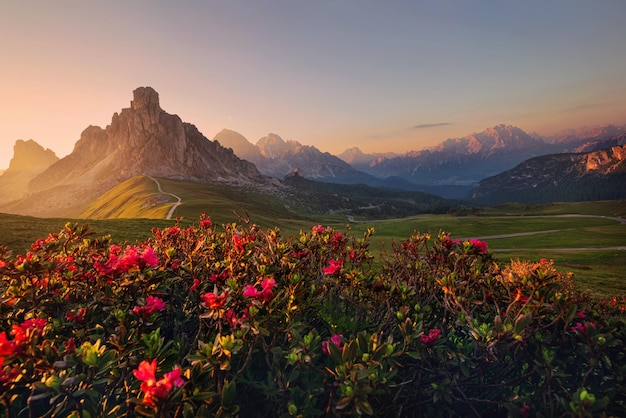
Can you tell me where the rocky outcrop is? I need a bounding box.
[0,139,58,204]
[4,87,270,216]
[469,145,626,204]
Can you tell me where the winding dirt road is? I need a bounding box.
[146,175,182,220]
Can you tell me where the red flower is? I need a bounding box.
[323,259,343,276]
[312,225,325,233]
[190,278,200,292]
[513,289,529,304]
[0,333,17,356]
[420,329,441,346]
[65,338,76,354]
[133,296,166,319]
[200,291,229,310]
[66,307,87,323]
[0,357,19,386]
[133,359,184,408]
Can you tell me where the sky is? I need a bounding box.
[1,1,626,170]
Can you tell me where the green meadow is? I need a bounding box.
[0,176,623,299]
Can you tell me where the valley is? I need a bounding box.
[1,199,624,298]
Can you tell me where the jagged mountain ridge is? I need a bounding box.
[0,139,58,204]
[336,147,400,169]
[1,87,272,217]
[469,145,626,205]
[361,124,549,186]
[215,129,378,184]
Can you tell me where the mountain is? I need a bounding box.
[336,147,400,170]
[0,139,58,204]
[0,87,271,217]
[544,124,626,146]
[571,133,626,153]
[216,130,379,184]
[363,125,548,188]
[469,145,626,205]
[214,129,263,164]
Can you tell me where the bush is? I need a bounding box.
[0,216,624,417]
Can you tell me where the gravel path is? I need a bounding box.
[145,175,182,220]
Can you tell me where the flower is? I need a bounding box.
[200,291,229,310]
[243,278,276,301]
[570,321,596,335]
[513,289,529,304]
[190,278,200,292]
[133,296,166,319]
[322,333,344,355]
[140,247,159,268]
[323,259,343,276]
[0,333,17,356]
[0,318,47,356]
[469,239,488,254]
[420,329,441,346]
[312,225,325,233]
[133,359,184,408]
[65,307,87,323]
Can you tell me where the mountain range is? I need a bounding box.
[0,86,624,218]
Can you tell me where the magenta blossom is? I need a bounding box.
[420,329,441,346]
[133,295,166,319]
[243,278,276,301]
[323,259,343,276]
[322,333,344,355]
[469,239,488,255]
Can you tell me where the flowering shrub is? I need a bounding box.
[0,218,624,416]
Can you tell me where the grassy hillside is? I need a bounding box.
[1,194,624,297]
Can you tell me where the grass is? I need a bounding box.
[0,193,624,298]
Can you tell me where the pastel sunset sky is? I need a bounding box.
[1,1,626,169]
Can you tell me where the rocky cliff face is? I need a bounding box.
[4,87,269,216]
[0,139,58,204]
[469,145,626,204]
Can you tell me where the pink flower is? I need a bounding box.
[323,259,343,276]
[133,296,166,319]
[570,321,596,334]
[243,285,259,298]
[243,278,276,302]
[312,225,325,233]
[420,329,441,346]
[140,247,159,268]
[322,333,344,355]
[469,239,488,254]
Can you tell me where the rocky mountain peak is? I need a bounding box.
[7,139,58,173]
[131,86,161,111]
[20,87,268,215]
